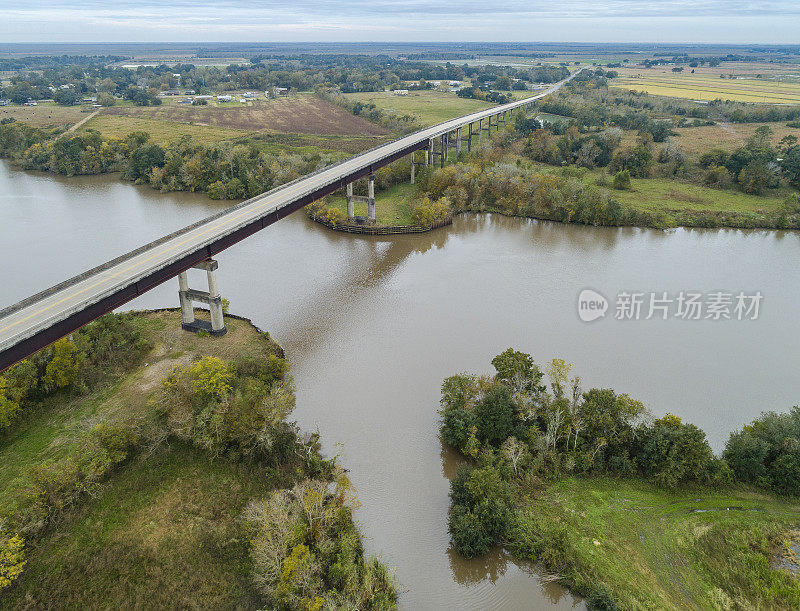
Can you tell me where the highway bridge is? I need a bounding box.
[0,70,584,371]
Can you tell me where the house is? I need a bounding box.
[24,101,37,106]
[194,94,213,100]
[243,91,258,98]
[273,87,289,96]
[184,89,196,95]
[177,99,193,104]
[393,89,409,96]
[217,95,234,102]
[0,99,9,106]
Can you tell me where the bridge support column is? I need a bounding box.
[456,128,461,157]
[478,119,482,145]
[410,152,415,185]
[440,135,445,168]
[468,123,473,152]
[178,259,226,337]
[368,174,375,222]
[425,144,430,166]
[346,182,355,219]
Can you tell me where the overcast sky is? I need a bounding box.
[2,1,799,44]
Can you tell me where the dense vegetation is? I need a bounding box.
[0,53,571,106]
[439,349,800,607]
[0,312,396,608]
[0,120,340,200]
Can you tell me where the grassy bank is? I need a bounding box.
[324,182,418,225]
[514,476,800,609]
[0,310,396,609]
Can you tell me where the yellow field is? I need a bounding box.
[612,71,800,104]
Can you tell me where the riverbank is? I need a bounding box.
[0,310,397,609]
[3,114,798,232]
[439,350,800,609]
[513,476,800,609]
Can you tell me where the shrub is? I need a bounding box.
[441,407,475,450]
[206,180,227,200]
[0,377,21,432]
[612,169,631,190]
[723,408,800,495]
[448,505,493,557]
[637,415,714,488]
[0,530,26,592]
[703,165,731,187]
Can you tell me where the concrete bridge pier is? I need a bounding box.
[456,127,462,156]
[178,259,226,336]
[467,123,473,152]
[346,183,355,219]
[368,174,376,222]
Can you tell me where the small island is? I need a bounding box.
[438,349,800,609]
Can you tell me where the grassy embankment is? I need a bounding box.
[0,310,396,608]
[515,476,800,609]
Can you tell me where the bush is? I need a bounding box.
[448,505,493,557]
[0,530,26,592]
[441,407,475,450]
[612,169,631,190]
[637,415,714,488]
[723,408,800,495]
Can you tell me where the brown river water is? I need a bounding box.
[3,161,800,609]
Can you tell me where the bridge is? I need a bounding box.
[0,70,583,371]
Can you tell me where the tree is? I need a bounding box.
[638,415,714,488]
[127,142,165,181]
[474,385,515,445]
[54,88,80,106]
[782,146,800,188]
[43,339,81,390]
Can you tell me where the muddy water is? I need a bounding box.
[3,160,800,609]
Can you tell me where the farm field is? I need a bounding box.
[612,70,800,103]
[343,90,498,126]
[0,103,88,129]
[672,122,800,156]
[98,94,388,136]
[75,93,392,149]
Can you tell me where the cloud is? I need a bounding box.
[0,1,798,42]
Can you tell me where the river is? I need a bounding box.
[3,160,800,609]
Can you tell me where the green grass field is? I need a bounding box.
[515,476,800,609]
[343,90,497,126]
[6,441,274,608]
[609,175,789,215]
[80,114,251,145]
[324,182,419,225]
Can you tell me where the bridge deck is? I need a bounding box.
[0,71,582,370]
